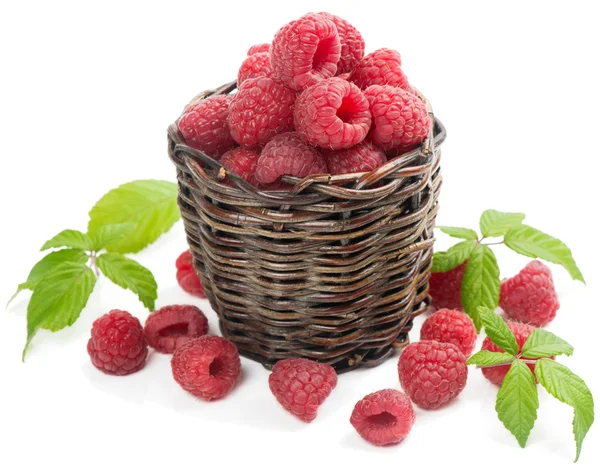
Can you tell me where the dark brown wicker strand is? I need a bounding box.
[168,80,446,373]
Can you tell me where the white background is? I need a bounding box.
[1,1,599,469]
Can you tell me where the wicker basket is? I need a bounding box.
[168,80,446,373]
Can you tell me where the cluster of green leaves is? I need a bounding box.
[7,180,180,360]
[433,209,585,330]
[467,308,594,462]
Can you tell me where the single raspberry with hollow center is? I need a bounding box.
[350,389,416,446]
[420,309,477,356]
[220,148,260,186]
[178,95,237,159]
[228,77,296,148]
[480,322,551,386]
[324,141,386,175]
[237,52,273,86]
[294,77,371,149]
[144,305,208,354]
[171,335,241,401]
[317,12,365,75]
[428,262,466,310]
[349,48,410,91]
[247,43,270,56]
[176,250,206,298]
[268,358,338,422]
[365,85,430,151]
[500,261,560,327]
[87,310,148,376]
[270,13,341,90]
[255,132,327,184]
[398,340,468,410]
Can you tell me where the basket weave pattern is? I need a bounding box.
[168,81,446,372]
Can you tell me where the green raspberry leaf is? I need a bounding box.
[504,224,585,283]
[96,253,157,311]
[88,180,180,254]
[478,307,519,355]
[461,245,500,331]
[521,329,574,358]
[432,240,477,273]
[495,359,539,448]
[24,262,96,360]
[480,210,526,237]
[437,226,479,240]
[89,222,137,252]
[535,358,594,462]
[40,229,93,251]
[467,350,515,366]
[7,249,88,307]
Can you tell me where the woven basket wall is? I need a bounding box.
[168,80,446,373]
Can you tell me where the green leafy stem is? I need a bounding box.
[433,209,584,331]
[468,308,594,462]
[7,180,180,360]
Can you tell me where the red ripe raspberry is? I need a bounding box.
[480,322,551,386]
[420,309,477,356]
[87,310,148,376]
[237,52,273,86]
[220,148,260,186]
[500,261,560,327]
[268,358,337,422]
[176,250,206,298]
[247,43,270,55]
[365,85,430,151]
[350,389,415,446]
[178,95,237,159]
[171,335,241,401]
[317,12,365,75]
[255,132,327,184]
[144,305,208,354]
[228,77,296,148]
[349,48,410,91]
[398,340,468,410]
[294,77,371,149]
[428,262,466,310]
[324,141,386,175]
[270,13,341,91]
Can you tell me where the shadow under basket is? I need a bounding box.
[168,80,447,373]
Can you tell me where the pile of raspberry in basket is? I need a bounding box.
[177,12,431,188]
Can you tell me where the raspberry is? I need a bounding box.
[228,77,296,148]
[171,335,241,401]
[176,250,206,298]
[398,340,468,410]
[268,358,337,422]
[428,262,466,310]
[350,389,415,446]
[365,85,430,151]
[144,305,208,354]
[500,261,560,327]
[324,141,386,175]
[481,322,551,385]
[317,13,365,75]
[420,309,477,356]
[349,48,410,91]
[178,95,237,159]
[294,77,371,149]
[270,13,341,91]
[237,52,273,86]
[247,43,270,55]
[220,148,260,186]
[87,310,148,376]
[255,132,327,184]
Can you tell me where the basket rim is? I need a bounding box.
[168,80,446,202]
